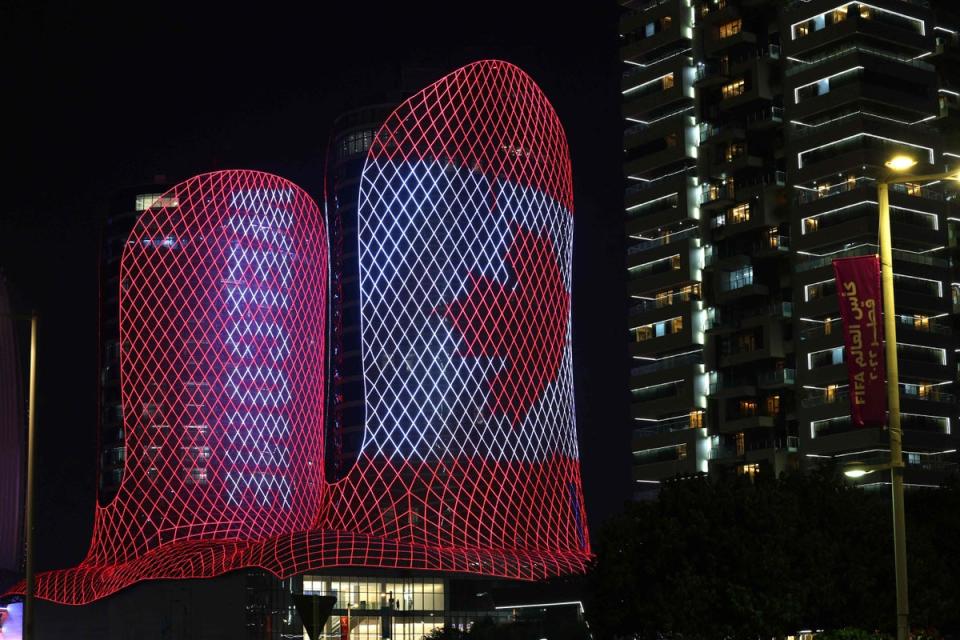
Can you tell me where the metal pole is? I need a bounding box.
[25,313,38,640]
[347,604,351,640]
[877,182,909,640]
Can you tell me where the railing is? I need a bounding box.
[890,181,944,201]
[634,414,700,436]
[631,350,703,377]
[629,226,698,253]
[746,106,784,125]
[796,178,943,205]
[708,377,755,394]
[796,318,948,340]
[796,179,871,204]
[719,272,755,292]
[631,290,698,313]
[785,45,935,77]
[624,168,693,195]
[790,112,940,140]
[755,235,789,252]
[715,302,792,326]
[802,387,955,408]
[795,245,950,272]
[700,182,736,204]
[758,368,796,386]
[710,446,736,460]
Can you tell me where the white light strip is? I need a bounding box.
[627,164,692,183]
[623,72,674,96]
[798,133,934,169]
[632,379,684,393]
[791,111,936,128]
[626,105,695,129]
[939,88,960,97]
[793,66,863,103]
[495,601,586,614]
[627,191,679,212]
[790,3,925,40]
[629,254,680,271]
[624,48,692,70]
[629,316,683,332]
[633,348,703,362]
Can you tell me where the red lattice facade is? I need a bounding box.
[9,60,589,606]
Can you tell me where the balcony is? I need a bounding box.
[795,244,950,272]
[801,387,956,409]
[630,288,699,315]
[633,413,703,437]
[631,350,703,378]
[758,368,796,387]
[628,226,698,256]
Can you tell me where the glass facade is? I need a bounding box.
[303,575,447,640]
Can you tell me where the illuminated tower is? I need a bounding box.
[325,104,397,483]
[98,179,171,501]
[324,59,590,572]
[15,61,589,609]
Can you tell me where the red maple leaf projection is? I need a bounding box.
[441,225,570,426]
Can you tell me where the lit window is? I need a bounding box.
[730,203,750,223]
[905,183,921,196]
[719,19,742,38]
[735,432,745,455]
[724,142,745,162]
[832,7,848,22]
[135,194,179,211]
[689,410,704,428]
[738,463,760,478]
[860,4,872,19]
[803,217,819,233]
[721,79,745,99]
[766,394,780,415]
[738,400,757,416]
[662,73,675,90]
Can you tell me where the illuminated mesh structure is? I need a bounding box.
[324,58,590,574]
[12,60,589,606]
[17,171,329,604]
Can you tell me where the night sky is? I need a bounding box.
[2,1,628,572]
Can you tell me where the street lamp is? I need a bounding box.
[0,312,38,640]
[867,156,960,640]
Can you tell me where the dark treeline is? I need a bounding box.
[585,470,960,639]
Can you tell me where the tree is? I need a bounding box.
[585,470,960,639]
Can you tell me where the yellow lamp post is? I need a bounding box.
[0,312,38,640]
[844,155,960,640]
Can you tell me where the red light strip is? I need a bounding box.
[7,60,590,606]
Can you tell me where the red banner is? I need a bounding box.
[832,256,886,427]
[340,615,349,640]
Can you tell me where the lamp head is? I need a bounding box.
[885,155,917,172]
[843,468,872,478]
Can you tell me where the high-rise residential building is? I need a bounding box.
[622,0,960,498]
[325,103,399,483]
[97,178,170,501]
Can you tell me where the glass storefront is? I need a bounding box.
[302,575,447,640]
